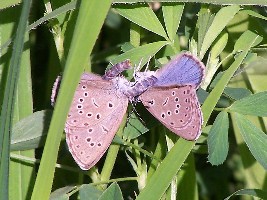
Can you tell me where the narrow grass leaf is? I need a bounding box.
[115,4,168,39]
[208,111,229,165]
[200,5,240,58]
[11,110,52,151]
[162,3,184,42]
[233,113,267,170]
[9,31,34,200]
[0,0,20,10]
[136,139,194,200]
[224,188,267,200]
[197,6,214,54]
[0,0,32,199]
[99,183,123,200]
[1,1,78,54]
[229,91,267,117]
[30,1,112,199]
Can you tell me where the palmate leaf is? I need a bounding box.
[229,91,267,117]
[233,113,267,171]
[208,111,229,165]
[115,4,168,39]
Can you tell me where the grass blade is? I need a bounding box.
[30,1,112,199]
[0,0,32,199]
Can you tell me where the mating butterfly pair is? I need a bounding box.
[51,53,205,170]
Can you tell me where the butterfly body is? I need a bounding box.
[102,60,131,80]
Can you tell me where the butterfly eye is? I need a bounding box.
[79,98,84,103]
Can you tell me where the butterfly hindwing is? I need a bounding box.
[154,53,205,88]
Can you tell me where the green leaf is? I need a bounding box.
[123,113,148,140]
[136,139,194,200]
[162,3,184,42]
[240,9,267,21]
[208,111,229,165]
[0,0,20,10]
[11,110,52,151]
[197,6,214,54]
[30,1,112,199]
[50,186,75,200]
[201,29,260,126]
[99,182,123,200]
[115,4,168,39]
[223,87,252,100]
[79,184,102,200]
[109,41,168,78]
[229,91,267,116]
[234,30,263,52]
[0,0,32,199]
[224,189,267,200]
[233,113,267,171]
[210,31,228,60]
[200,5,240,58]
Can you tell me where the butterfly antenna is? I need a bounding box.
[134,58,144,78]
[144,56,152,72]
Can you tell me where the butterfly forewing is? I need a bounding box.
[65,73,128,170]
